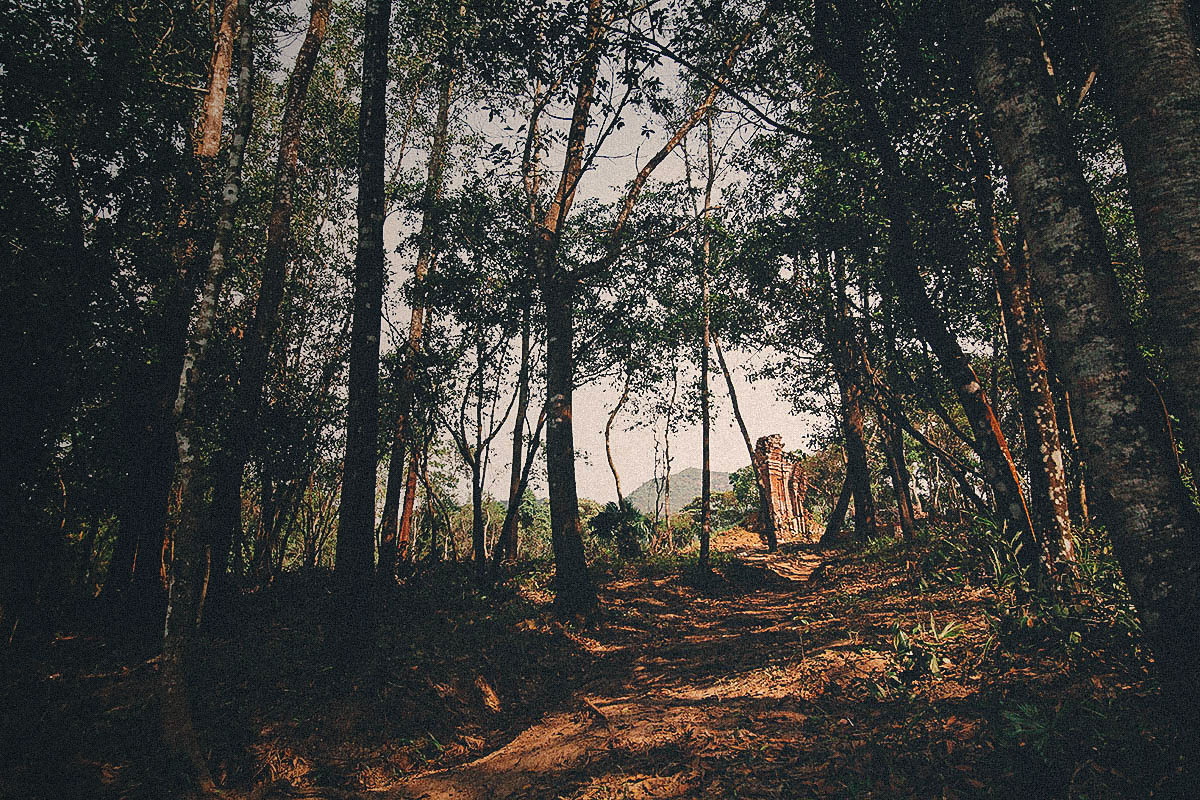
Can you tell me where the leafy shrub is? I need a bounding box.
[588,502,650,558]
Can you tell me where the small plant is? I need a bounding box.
[895,614,963,678]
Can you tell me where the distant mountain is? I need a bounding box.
[625,467,731,515]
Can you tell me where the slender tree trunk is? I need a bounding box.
[967,123,1075,571]
[396,441,420,565]
[492,409,547,575]
[194,0,241,158]
[826,252,877,541]
[880,417,916,540]
[336,0,391,596]
[499,307,533,563]
[713,335,776,549]
[1100,0,1200,478]
[698,112,714,570]
[821,473,853,544]
[108,0,245,612]
[970,0,1200,717]
[605,369,632,506]
[161,0,253,789]
[663,365,677,549]
[208,0,331,591]
[471,464,486,581]
[379,67,453,578]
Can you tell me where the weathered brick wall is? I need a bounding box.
[753,435,814,542]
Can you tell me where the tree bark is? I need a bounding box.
[698,112,714,570]
[336,0,391,597]
[821,472,853,544]
[194,0,241,158]
[542,277,595,614]
[379,66,453,579]
[161,0,254,789]
[534,0,605,614]
[970,0,1200,716]
[967,124,1075,572]
[1100,0,1200,479]
[499,306,533,564]
[826,251,877,541]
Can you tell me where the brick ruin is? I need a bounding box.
[753,434,814,541]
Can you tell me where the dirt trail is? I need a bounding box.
[389,535,826,800]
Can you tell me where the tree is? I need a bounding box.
[968,0,1200,719]
[1099,0,1200,478]
[336,0,391,597]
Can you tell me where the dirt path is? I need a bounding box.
[389,537,827,800]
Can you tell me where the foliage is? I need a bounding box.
[588,502,650,558]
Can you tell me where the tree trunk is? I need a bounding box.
[967,123,1075,572]
[826,251,877,541]
[209,0,331,591]
[194,0,241,158]
[379,66,453,579]
[396,442,420,565]
[161,0,254,788]
[533,0,604,614]
[471,465,486,583]
[698,112,714,570]
[542,275,595,614]
[880,417,916,540]
[1100,0,1200,479]
[605,369,632,506]
[499,306,533,563]
[821,472,853,544]
[336,0,391,596]
[713,335,776,549]
[970,0,1200,717]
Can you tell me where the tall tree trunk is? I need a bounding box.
[161,0,254,788]
[107,0,245,612]
[821,472,853,544]
[826,252,877,541]
[969,0,1200,718]
[208,0,331,591]
[396,441,421,565]
[663,366,677,549]
[605,369,632,506]
[967,123,1076,571]
[817,0,1045,580]
[336,0,391,596]
[880,417,916,540]
[499,307,533,563]
[713,335,776,549]
[698,112,714,570]
[542,276,595,613]
[379,67,453,578]
[1100,0,1200,479]
[535,0,605,614]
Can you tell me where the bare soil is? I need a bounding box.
[0,527,1188,799]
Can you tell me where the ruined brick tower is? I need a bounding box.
[753,434,813,541]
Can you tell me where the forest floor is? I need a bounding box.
[1,523,1193,799]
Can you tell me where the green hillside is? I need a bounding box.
[625,467,732,515]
